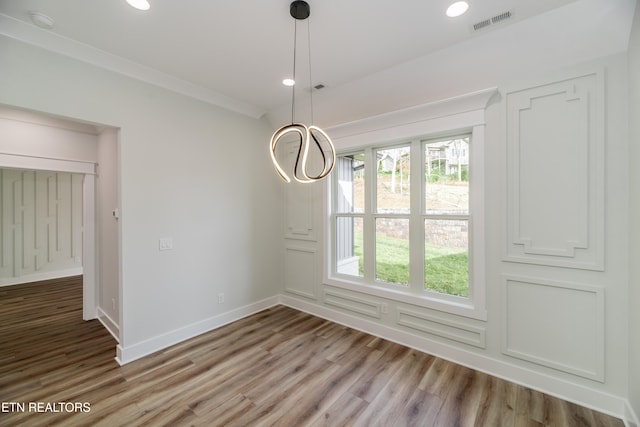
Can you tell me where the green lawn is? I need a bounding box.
[353,233,469,297]
[425,249,468,297]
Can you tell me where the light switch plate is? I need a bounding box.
[159,238,173,251]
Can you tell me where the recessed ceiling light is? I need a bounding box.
[282,78,295,87]
[126,0,150,11]
[29,11,55,30]
[446,1,469,17]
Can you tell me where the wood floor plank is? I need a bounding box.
[0,277,626,427]
[473,375,518,426]
[308,391,369,427]
[353,350,435,426]
[392,387,443,427]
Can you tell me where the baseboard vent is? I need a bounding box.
[473,10,513,31]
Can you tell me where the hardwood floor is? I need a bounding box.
[0,277,624,427]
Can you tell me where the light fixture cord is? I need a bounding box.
[290,19,298,124]
[307,17,314,125]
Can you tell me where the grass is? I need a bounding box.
[353,232,469,297]
[425,249,468,297]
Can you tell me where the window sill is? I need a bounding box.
[324,275,487,321]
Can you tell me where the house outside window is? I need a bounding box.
[332,135,471,296]
[324,88,494,320]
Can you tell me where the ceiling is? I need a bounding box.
[0,0,634,126]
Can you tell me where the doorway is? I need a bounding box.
[0,106,120,340]
[0,156,98,319]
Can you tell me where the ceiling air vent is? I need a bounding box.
[472,10,513,32]
[473,19,491,31]
[492,11,512,24]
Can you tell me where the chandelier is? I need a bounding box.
[270,0,336,184]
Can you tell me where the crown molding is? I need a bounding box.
[0,13,265,119]
[327,87,498,149]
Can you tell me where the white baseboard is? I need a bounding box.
[279,294,629,425]
[96,307,120,343]
[624,400,640,427]
[109,292,633,425]
[0,268,83,287]
[115,295,280,365]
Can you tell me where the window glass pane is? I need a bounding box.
[336,216,363,277]
[335,153,365,213]
[424,137,469,215]
[424,219,469,297]
[376,146,410,214]
[376,218,410,286]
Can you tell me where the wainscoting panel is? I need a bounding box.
[502,275,605,382]
[505,72,604,270]
[1,169,83,284]
[283,141,319,241]
[324,288,382,319]
[396,306,486,348]
[284,246,317,300]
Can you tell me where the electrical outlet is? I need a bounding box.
[218,293,225,304]
[380,303,388,314]
[159,238,173,251]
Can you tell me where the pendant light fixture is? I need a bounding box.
[270,0,336,184]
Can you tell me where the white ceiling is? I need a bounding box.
[0,0,635,126]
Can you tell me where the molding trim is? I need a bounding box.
[280,294,627,424]
[115,296,279,365]
[0,152,96,175]
[396,306,486,348]
[110,293,630,424]
[0,14,264,119]
[323,91,491,322]
[284,246,318,300]
[624,400,640,427]
[0,153,97,321]
[501,275,605,382]
[0,267,82,287]
[324,288,382,318]
[96,307,120,343]
[327,87,498,150]
[504,71,605,270]
[283,156,321,242]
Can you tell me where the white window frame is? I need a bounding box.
[324,88,497,320]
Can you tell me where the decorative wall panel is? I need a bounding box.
[502,275,604,381]
[505,72,604,270]
[1,168,83,283]
[324,288,382,318]
[283,141,319,241]
[396,307,486,348]
[284,246,317,300]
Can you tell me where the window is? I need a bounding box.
[329,133,484,319]
[325,88,495,319]
[424,137,470,297]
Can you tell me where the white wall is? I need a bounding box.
[0,107,120,337]
[0,109,99,285]
[628,1,640,423]
[488,54,629,414]
[0,35,283,362]
[0,168,84,285]
[266,0,636,130]
[0,1,634,422]
[96,127,120,338]
[277,3,636,422]
[0,108,98,161]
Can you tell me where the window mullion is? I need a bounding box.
[363,147,375,281]
[409,139,423,293]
